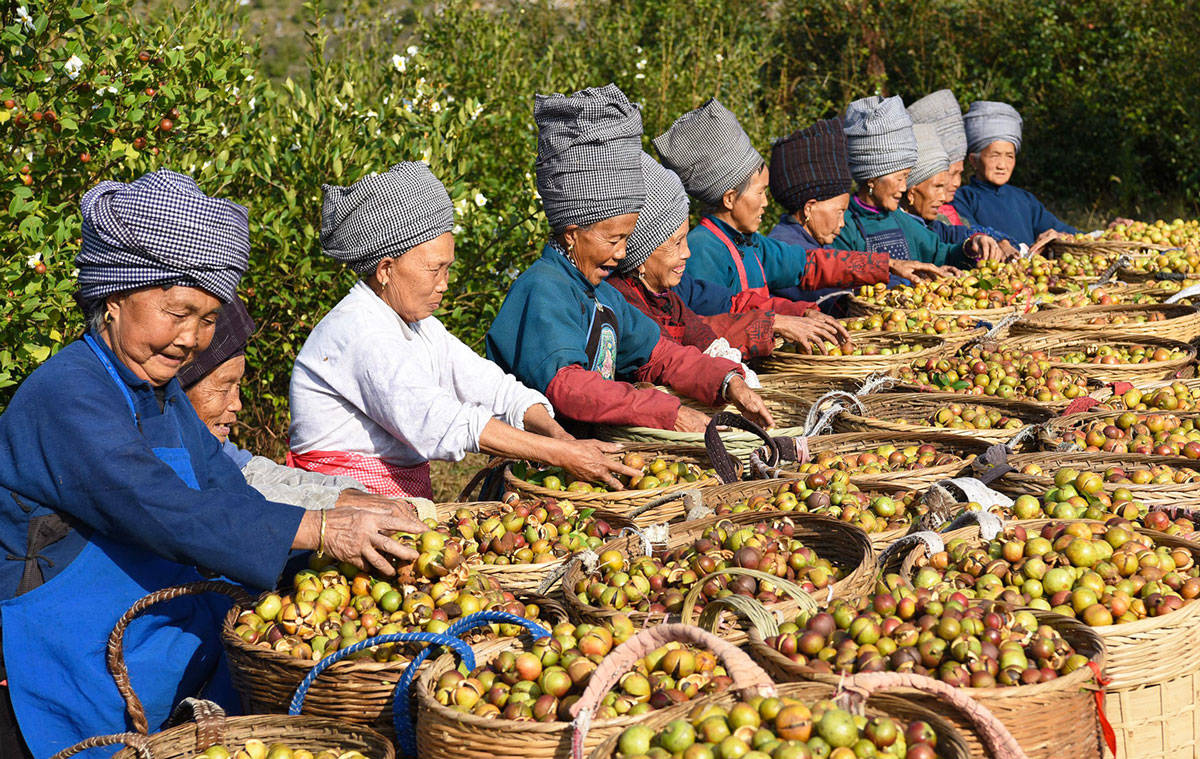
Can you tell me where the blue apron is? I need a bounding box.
[854,215,911,288]
[0,335,235,758]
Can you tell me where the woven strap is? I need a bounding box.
[165,698,226,749]
[49,732,152,759]
[704,412,775,484]
[106,580,253,735]
[835,672,1029,759]
[878,531,945,571]
[627,489,702,520]
[856,372,900,396]
[680,567,820,634]
[568,624,777,759]
[748,436,810,480]
[968,444,1014,485]
[536,549,599,595]
[1088,255,1129,289]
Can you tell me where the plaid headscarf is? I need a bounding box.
[321,162,455,276]
[768,118,852,214]
[964,100,1023,154]
[76,169,250,303]
[908,123,951,188]
[907,90,968,164]
[653,98,763,206]
[843,95,919,182]
[618,153,690,275]
[534,83,646,230]
[176,295,256,389]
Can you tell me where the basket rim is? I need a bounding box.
[504,457,719,505]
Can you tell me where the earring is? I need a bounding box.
[103,311,113,324]
[867,182,875,195]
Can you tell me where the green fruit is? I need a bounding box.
[659,719,697,754]
[618,724,654,756]
[817,708,858,748]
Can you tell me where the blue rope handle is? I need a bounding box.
[287,631,474,757]
[392,610,552,755]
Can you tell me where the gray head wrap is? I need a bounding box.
[907,89,967,164]
[320,162,454,276]
[618,153,690,275]
[75,169,249,304]
[964,100,1023,154]
[908,123,951,189]
[652,98,764,206]
[534,83,646,231]
[843,95,919,182]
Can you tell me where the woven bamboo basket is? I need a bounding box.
[886,519,1200,759]
[585,677,989,759]
[416,624,782,759]
[1083,377,1200,408]
[759,332,947,379]
[998,452,1200,507]
[796,428,993,488]
[591,424,807,470]
[1036,409,1200,453]
[1009,303,1200,341]
[841,324,990,352]
[827,392,1056,447]
[745,605,1106,759]
[845,291,1025,322]
[561,511,875,642]
[1043,237,1176,258]
[1005,332,1197,384]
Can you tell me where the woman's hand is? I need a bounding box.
[965,234,1006,262]
[890,259,947,281]
[725,375,775,429]
[294,507,422,577]
[523,403,576,441]
[999,240,1020,261]
[553,439,642,490]
[674,405,711,434]
[1029,229,1066,256]
[774,314,841,353]
[334,490,429,531]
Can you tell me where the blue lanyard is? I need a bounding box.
[83,333,140,428]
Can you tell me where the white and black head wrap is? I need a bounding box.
[652,98,763,206]
[964,101,1023,155]
[617,153,690,276]
[907,89,968,164]
[843,95,919,182]
[908,123,951,189]
[534,83,646,231]
[320,162,455,276]
[75,169,249,304]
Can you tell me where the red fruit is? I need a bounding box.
[31,111,43,121]
[133,137,147,149]
[139,51,151,62]
[159,118,174,132]
[19,164,30,175]
[34,262,46,275]
[44,111,56,123]
[145,88,156,97]
[168,107,180,119]
[79,152,91,163]
[3,100,14,109]
[20,175,32,186]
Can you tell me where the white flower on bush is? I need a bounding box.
[474,192,487,208]
[365,109,379,119]
[504,266,519,280]
[64,55,83,80]
[248,96,256,111]
[452,224,464,235]
[26,252,41,269]
[430,101,441,113]
[715,53,724,63]
[407,45,419,55]
[392,54,407,73]
[16,6,34,31]
[635,73,645,80]
[636,58,647,70]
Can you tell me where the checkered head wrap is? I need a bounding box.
[76,169,250,303]
[843,95,919,182]
[653,98,764,206]
[534,83,646,231]
[176,295,256,389]
[768,117,852,214]
[320,162,454,276]
[907,89,968,164]
[618,153,690,275]
[965,100,1023,154]
[908,123,951,188]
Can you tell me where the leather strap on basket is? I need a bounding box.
[166,697,226,749]
[704,412,776,484]
[49,732,152,759]
[107,580,253,735]
[835,672,1029,759]
[567,623,777,759]
[968,444,1014,485]
[457,458,510,502]
[1087,661,1118,756]
[627,489,703,520]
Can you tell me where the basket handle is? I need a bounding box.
[626,489,703,520]
[704,412,773,484]
[679,567,819,635]
[106,580,253,735]
[966,443,1015,485]
[163,698,226,749]
[49,732,153,759]
[877,531,945,577]
[835,672,1030,759]
[567,623,777,759]
[391,608,552,750]
[457,458,511,502]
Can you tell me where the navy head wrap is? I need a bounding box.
[768,118,853,214]
[618,153,690,275]
[176,295,256,389]
[76,169,250,304]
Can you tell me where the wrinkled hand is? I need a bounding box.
[316,506,421,576]
[1029,229,1065,256]
[555,439,641,490]
[999,240,1020,261]
[725,375,775,429]
[334,490,428,532]
[774,314,843,353]
[890,259,948,281]
[966,234,1006,262]
[674,405,711,434]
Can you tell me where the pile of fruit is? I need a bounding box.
[843,310,979,336]
[1058,344,1187,366]
[896,345,1090,401]
[514,453,714,493]
[787,445,966,478]
[855,265,1045,312]
[762,591,1090,687]
[571,520,843,615]
[711,479,925,536]
[1047,286,1153,308]
[1030,251,1116,280]
[189,743,366,759]
[897,520,1200,626]
[1096,218,1200,248]
[1077,309,1171,327]
[1055,411,1200,456]
[614,696,944,759]
[903,402,1028,432]
[433,618,734,721]
[782,340,927,357]
[1098,382,1199,412]
[439,501,617,566]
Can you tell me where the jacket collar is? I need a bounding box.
[969,176,1005,194]
[86,329,185,403]
[702,215,757,248]
[776,213,820,246]
[849,195,889,219]
[541,241,599,295]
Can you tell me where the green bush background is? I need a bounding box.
[3,0,1198,458]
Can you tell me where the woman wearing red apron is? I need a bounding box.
[0,170,424,758]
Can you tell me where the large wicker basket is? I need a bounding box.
[793,428,993,487]
[1043,236,1176,259]
[825,392,1055,447]
[1037,409,1200,453]
[561,511,875,642]
[1010,303,1200,341]
[998,451,1200,507]
[759,332,948,378]
[746,606,1106,759]
[845,291,1025,322]
[1005,332,1197,384]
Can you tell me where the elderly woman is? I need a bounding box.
[654,100,941,305]
[289,162,634,497]
[179,297,410,511]
[832,95,1004,267]
[487,85,773,435]
[951,101,1077,248]
[608,153,840,357]
[0,171,424,758]
[907,89,971,226]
